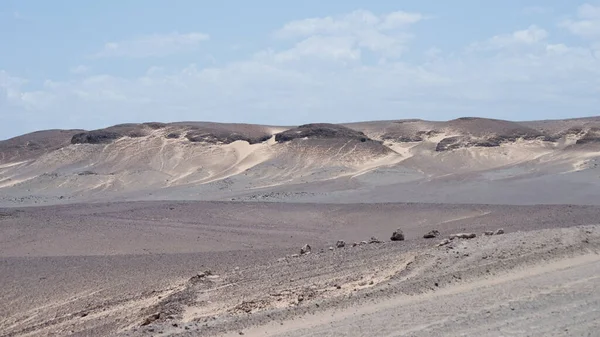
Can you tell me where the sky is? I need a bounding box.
[1,1,600,140]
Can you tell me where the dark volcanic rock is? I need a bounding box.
[275,124,376,143]
[436,137,464,152]
[165,133,180,139]
[423,230,440,239]
[185,130,269,145]
[576,129,600,145]
[390,229,405,241]
[71,131,123,144]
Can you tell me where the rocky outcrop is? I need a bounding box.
[71,130,123,144]
[275,124,375,143]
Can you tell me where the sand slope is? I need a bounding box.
[1,117,600,206]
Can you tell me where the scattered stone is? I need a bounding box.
[141,313,161,326]
[495,228,505,235]
[300,244,312,255]
[360,241,368,245]
[352,242,359,247]
[484,231,494,236]
[335,284,342,289]
[291,254,300,258]
[336,240,346,248]
[390,229,405,241]
[369,280,374,285]
[437,238,451,247]
[277,258,287,262]
[450,233,477,240]
[423,230,440,239]
[189,270,213,282]
[369,237,382,244]
[329,247,334,251]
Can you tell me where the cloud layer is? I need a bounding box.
[94,32,210,58]
[1,6,600,139]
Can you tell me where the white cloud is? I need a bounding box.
[561,4,600,38]
[268,36,361,63]
[272,10,422,60]
[546,43,569,54]
[93,32,210,58]
[578,3,600,19]
[470,25,548,51]
[69,65,89,75]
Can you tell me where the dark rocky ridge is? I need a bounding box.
[0,129,83,162]
[70,123,273,145]
[275,124,375,143]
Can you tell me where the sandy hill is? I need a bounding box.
[1,116,600,205]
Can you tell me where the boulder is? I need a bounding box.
[495,228,505,235]
[300,244,311,255]
[423,230,440,239]
[390,229,405,241]
[336,240,346,248]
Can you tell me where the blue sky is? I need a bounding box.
[1,1,600,139]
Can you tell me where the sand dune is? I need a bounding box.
[1,117,600,206]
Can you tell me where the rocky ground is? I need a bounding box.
[1,201,599,336]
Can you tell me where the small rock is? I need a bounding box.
[360,241,368,245]
[141,313,161,326]
[335,284,342,289]
[390,229,405,241]
[484,231,494,236]
[277,258,287,262]
[449,233,477,239]
[329,247,334,251]
[495,228,505,235]
[300,244,312,255]
[369,237,382,244]
[369,280,374,285]
[423,230,440,239]
[437,238,451,247]
[352,242,359,247]
[291,254,300,258]
[336,240,346,248]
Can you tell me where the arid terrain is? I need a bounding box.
[1,117,600,336]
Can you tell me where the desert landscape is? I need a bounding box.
[1,117,600,336]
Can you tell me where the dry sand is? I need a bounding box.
[1,201,599,336]
[2,117,600,336]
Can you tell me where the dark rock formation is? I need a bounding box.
[275,124,376,143]
[390,229,405,241]
[423,230,440,239]
[71,131,123,144]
